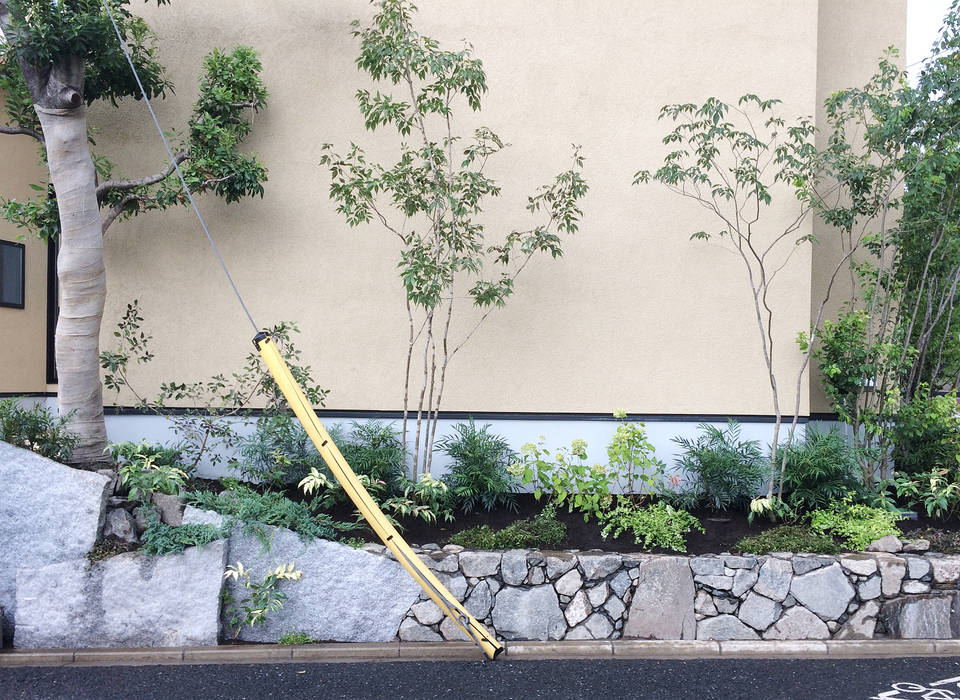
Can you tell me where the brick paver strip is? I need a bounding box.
[2,640,958,667]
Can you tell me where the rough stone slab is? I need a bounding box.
[418,552,459,573]
[623,557,695,640]
[930,557,960,584]
[565,590,592,627]
[410,600,443,626]
[587,582,609,608]
[754,558,793,602]
[840,554,877,577]
[691,557,724,576]
[492,585,565,641]
[182,506,226,528]
[555,568,584,597]
[545,553,577,579]
[609,571,632,598]
[103,508,138,544]
[695,574,733,590]
[790,564,855,620]
[500,550,528,586]
[866,535,902,553]
[834,601,880,640]
[695,590,718,616]
[737,592,781,631]
[465,580,493,620]
[723,556,756,570]
[881,594,956,639]
[793,557,830,576]
[459,551,501,578]
[715,596,740,615]
[222,526,421,643]
[579,553,622,580]
[605,595,626,621]
[697,615,759,641]
[731,568,759,597]
[15,541,226,648]
[763,605,829,640]
[398,618,442,642]
[878,555,906,598]
[151,493,184,527]
[905,556,931,580]
[903,581,931,594]
[902,539,930,553]
[858,576,881,601]
[0,442,111,643]
[585,612,613,639]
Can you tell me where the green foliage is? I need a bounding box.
[233,414,325,488]
[448,504,566,550]
[666,421,765,511]
[517,437,613,521]
[335,420,407,487]
[184,482,354,543]
[736,525,840,555]
[109,439,188,503]
[140,512,227,556]
[0,397,78,462]
[780,429,862,512]
[223,561,302,639]
[891,386,960,476]
[599,499,703,553]
[436,419,519,513]
[888,468,960,519]
[607,411,665,498]
[810,495,904,551]
[277,630,317,645]
[383,473,455,525]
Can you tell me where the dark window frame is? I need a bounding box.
[0,239,25,309]
[46,239,58,384]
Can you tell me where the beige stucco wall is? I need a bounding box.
[0,1,905,415]
[0,135,48,394]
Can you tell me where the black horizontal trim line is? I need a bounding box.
[809,412,841,422]
[0,391,57,399]
[96,405,814,423]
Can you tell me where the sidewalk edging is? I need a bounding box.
[2,639,960,667]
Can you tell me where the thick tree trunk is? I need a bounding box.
[36,103,108,463]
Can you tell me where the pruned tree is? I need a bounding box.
[321,0,587,478]
[0,0,267,463]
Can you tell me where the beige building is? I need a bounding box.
[0,2,905,463]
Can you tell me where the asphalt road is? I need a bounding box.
[5,658,960,700]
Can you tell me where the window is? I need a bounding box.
[0,239,25,309]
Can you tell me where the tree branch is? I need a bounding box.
[0,124,43,143]
[96,151,188,201]
[101,194,140,234]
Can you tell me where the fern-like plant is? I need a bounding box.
[780,428,861,512]
[437,419,519,513]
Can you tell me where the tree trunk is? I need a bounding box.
[37,103,108,464]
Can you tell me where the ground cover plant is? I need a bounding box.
[599,499,703,553]
[736,525,840,555]
[0,398,78,462]
[448,503,566,550]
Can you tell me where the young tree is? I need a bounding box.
[0,0,267,463]
[321,0,587,478]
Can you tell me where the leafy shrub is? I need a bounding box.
[736,525,840,555]
[108,440,188,503]
[232,414,325,487]
[335,420,407,487]
[437,419,519,513]
[517,437,613,521]
[0,397,78,462]
[223,561,302,639]
[888,468,960,519]
[902,527,960,554]
[780,428,862,512]
[607,410,665,497]
[140,512,227,555]
[449,504,566,550]
[891,386,960,476]
[666,421,765,511]
[383,473,455,525]
[185,482,355,542]
[810,495,904,551]
[599,499,703,552]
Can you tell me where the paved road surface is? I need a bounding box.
[5,658,960,699]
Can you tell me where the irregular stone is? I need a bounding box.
[753,557,793,602]
[15,542,225,648]
[96,468,119,495]
[361,543,386,555]
[827,621,840,633]
[564,624,593,640]
[436,572,468,600]
[500,551,528,586]
[723,556,756,569]
[783,594,796,608]
[565,590,592,627]
[526,552,545,567]
[697,614,759,641]
[419,552,459,573]
[762,605,829,640]
[605,595,626,621]
[902,539,930,553]
[715,597,739,615]
[866,535,902,553]
[580,553,622,580]
[840,554,877,577]
[421,543,440,551]
[903,581,931,594]
[545,553,577,579]
[695,590,718,616]
[905,556,931,580]
[623,557,695,640]
[790,564,855,619]
[442,544,464,553]
[459,551,501,578]
[695,575,733,590]
[555,568,584,597]
[731,568,759,598]
[793,557,830,576]
[877,555,906,598]
[399,618,442,642]
[181,506,226,528]
[0,442,111,643]
[465,581,493,620]
[221,525,420,642]
[151,492,184,527]
[881,593,956,639]
[528,567,546,585]
[132,506,150,535]
[930,557,960,584]
[834,600,880,640]
[492,585,565,641]
[411,600,444,626]
[585,612,613,639]
[439,616,470,641]
[487,579,501,596]
[103,508,139,544]
[690,557,724,576]
[738,592,782,631]
[628,567,640,580]
[610,571,632,598]
[587,582,609,608]
[858,576,881,601]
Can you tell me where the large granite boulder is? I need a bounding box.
[789,564,855,620]
[15,541,226,648]
[491,585,566,640]
[623,556,696,639]
[881,593,958,639]
[0,441,111,644]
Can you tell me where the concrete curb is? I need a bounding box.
[2,639,959,667]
